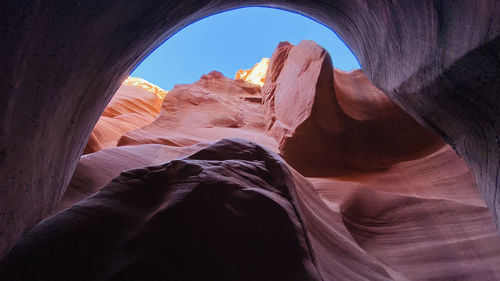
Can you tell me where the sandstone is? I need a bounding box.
[2,40,499,280]
[0,140,323,281]
[308,144,500,280]
[2,1,498,260]
[84,80,165,154]
[263,41,443,177]
[235,57,270,86]
[123,76,169,100]
[1,1,500,278]
[117,70,278,150]
[5,138,500,280]
[52,143,209,215]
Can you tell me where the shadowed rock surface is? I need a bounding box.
[2,40,500,280]
[1,0,499,258]
[4,139,500,280]
[0,139,322,281]
[52,143,209,215]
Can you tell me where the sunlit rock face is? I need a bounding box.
[123,76,169,99]
[3,41,500,280]
[1,1,498,261]
[83,79,166,154]
[118,70,277,149]
[235,57,269,86]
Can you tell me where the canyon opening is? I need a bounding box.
[1,2,499,281]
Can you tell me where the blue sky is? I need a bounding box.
[131,7,360,90]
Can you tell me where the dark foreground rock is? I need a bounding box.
[5,138,500,280]
[0,139,321,281]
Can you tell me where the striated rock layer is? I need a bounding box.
[263,41,443,176]
[118,71,277,150]
[83,80,166,154]
[0,139,403,281]
[2,41,500,280]
[1,0,498,259]
[123,76,169,100]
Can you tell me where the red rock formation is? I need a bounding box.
[83,79,166,154]
[0,140,324,281]
[118,71,278,150]
[57,71,277,216]
[52,143,208,215]
[2,1,498,259]
[122,76,169,100]
[263,41,443,176]
[4,139,500,280]
[308,144,500,280]
[3,40,500,280]
[0,139,402,281]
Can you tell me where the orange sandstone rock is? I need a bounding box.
[83,78,167,154]
[263,41,443,176]
[4,42,500,281]
[123,76,169,99]
[235,57,269,86]
[118,71,278,150]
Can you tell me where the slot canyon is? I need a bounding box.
[1,1,499,280]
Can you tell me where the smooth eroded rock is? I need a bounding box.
[118,71,278,150]
[0,139,323,281]
[263,41,443,176]
[1,0,498,257]
[84,83,164,154]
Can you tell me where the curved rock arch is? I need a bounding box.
[0,0,498,258]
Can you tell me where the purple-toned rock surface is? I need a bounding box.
[2,40,500,280]
[1,1,499,279]
[0,139,323,281]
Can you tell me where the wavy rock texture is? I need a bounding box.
[263,41,443,176]
[118,71,278,150]
[309,144,500,280]
[0,140,322,281]
[123,76,169,100]
[2,40,500,280]
[52,143,209,215]
[83,81,165,154]
[0,139,403,281]
[1,0,498,259]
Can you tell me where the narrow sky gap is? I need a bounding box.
[132,7,360,90]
